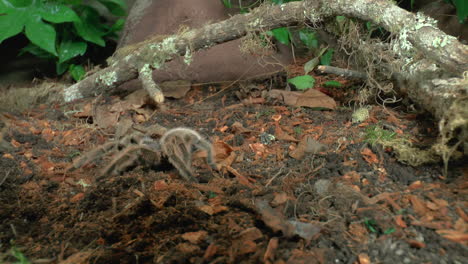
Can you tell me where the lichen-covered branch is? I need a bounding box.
[62,0,467,106]
[322,0,467,74]
[62,1,310,103]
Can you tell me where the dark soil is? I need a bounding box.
[0,82,467,264]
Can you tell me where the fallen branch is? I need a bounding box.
[61,0,467,123]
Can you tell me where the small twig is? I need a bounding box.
[316,65,367,80]
[294,191,313,220]
[265,166,286,187]
[0,169,11,186]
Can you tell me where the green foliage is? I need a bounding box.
[293,126,302,135]
[0,0,126,81]
[299,28,318,49]
[221,0,232,8]
[256,108,276,119]
[319,48,334,66]
[364,125,397,146]
[10,246,31,264]
[287,75,315,90]
[323,80,342,88]
[267,27,291,45]
[69,64,85,81]
[364,218,395,235]
[451,0,468,22]
[270,0,301,4]
[364,218,378,233]
[384,227,396,234]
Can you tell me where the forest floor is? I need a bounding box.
[0,70,467,264]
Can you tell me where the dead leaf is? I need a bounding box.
[197,204,228,216]
[62,129,88,146]
[264,237,279,264]
[409,195,428,216]
[73,102,93,118]
[275,126,298,142]
[153,180,169,191]
[249,142,266,154]
[408,180,423,190]
[213,141,233,161]
[271,192,291,207]
[348,223,368,244]
[343,171,361,182]
[225,166,253,188]
[436,229,468,244]
[287,248,328,264]
[41,128,56,142]
[268,89,336,109]
[239,227,263,241]
[124,89,150,108]
[203,243,218,261]
[361,148,379,164]
[182,231,208,244]
[456,207,468,222]
[59,250,93,264]
[426,201,439,211]
[358,253,370,264]
[406,239,426,249]
[70,193,85,203]
[237,240,257,255]
[395,215,408,228]
[454,218,467,232]
[176,243,199,253]
[160,80,192,98]
[94,104,120,129]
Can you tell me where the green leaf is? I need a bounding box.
[69,64,86,81]
[299,29,318,49]
[56,61,69,75]
[20,43,55,59]
[24,14,57,56]
[10,246,31,264]
[287,75,316,90]
[73,6,106,46]
[7,0,32,8]
[98,0,126,16]
[271,27,290,45]
[39,2,80,23]
[0,10,26,43]
[384,227,396,235]
[364,218,378,233]
[108,18,125,33]
[221,0,232,8]
[304,57,319,74]
[74,20,105,46]
[320,48,334,66]
[58,40,87,63]
[323,80,343,87]
[453,0,468,23]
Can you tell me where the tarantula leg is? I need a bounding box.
[194,138,218,170]
[71,142,117,169]
[100,145,160,176]
[166,153,198,183]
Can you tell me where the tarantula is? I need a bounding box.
[70,127,217,182]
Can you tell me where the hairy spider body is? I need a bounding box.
[159,128,217,182]
[70,127,216,182]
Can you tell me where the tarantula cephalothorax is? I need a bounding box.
[70,127,217,182]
